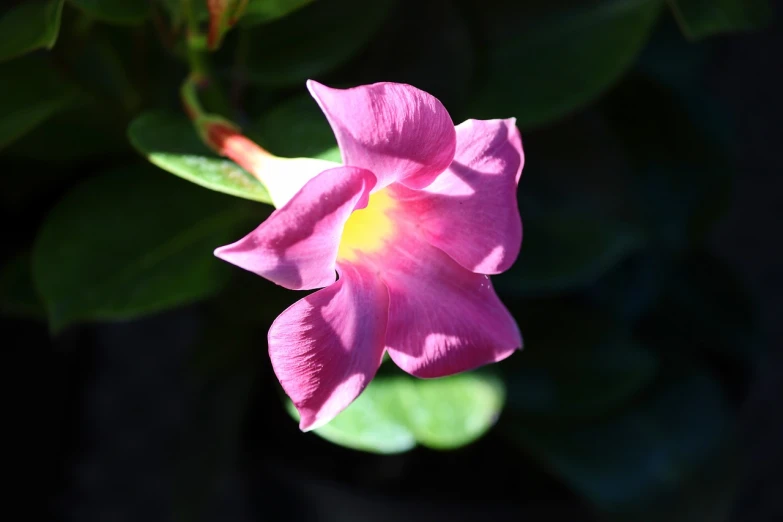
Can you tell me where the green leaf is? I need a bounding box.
[250,94,340,162]
[4,96,130,163]
[341,0,476,113]
[67,0,149,25]
[669,0,772,39]
[495,213,646,296]
[245,0,393,87]
[471,0,664,128]
[287,372,506,453]
[32,165,254,333]
[241,0,314,25]
[507,369,733,514]
[0,0,64,62]
[0,252,45,319]
[0,55,77,150]
[506,303,658,419]
[128,111,273,204]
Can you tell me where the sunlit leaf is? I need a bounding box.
[287,372,506,453]
[128,111,273,204]
[0,0,64,62]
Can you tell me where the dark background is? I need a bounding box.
[2,1,782,521]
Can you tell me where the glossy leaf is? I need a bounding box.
[0,55,77,150]
[507,370,732,513]
[669,0,772,39]
[495,213,646,296]
[287,372,506,453]
[241,0,314,25]
[0,0,64,62]
[245,0,393,87]
[32,165,254,333]
[250,95,340,162]
[67,0,149,25]
[128,111,272,204]
[0,252,45,319]
[471,0,664,128]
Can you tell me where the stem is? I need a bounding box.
[182,0,199,38]
[180,74,204,120]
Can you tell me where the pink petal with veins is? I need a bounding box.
[354,223,522,378]
[307,80,456,190]
[214,166,376,290]
[389,118,523,274]
[269,261,388,431]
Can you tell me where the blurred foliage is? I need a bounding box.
[469,0,664,128]
[31,166,256,332]
[287,370,506,453]
[0,0,772,520]
[670,0,772,39]
[0,55,77,149]
[0,0,64,62]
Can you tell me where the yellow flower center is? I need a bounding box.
[338,189,396,261]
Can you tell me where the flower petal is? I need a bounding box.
[389,118,524,274]
[269,261,389,431]
[214,166,376,290]
[371,234,522,378]
[307,80,456,190]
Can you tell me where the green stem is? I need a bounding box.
[180,74,204,119]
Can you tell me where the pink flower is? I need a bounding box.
[215,81,525,430]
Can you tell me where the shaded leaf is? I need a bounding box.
[340,0,476,113]
[506,369,733,514]
[669,0,772,39]
[5,96,130,163]
[67,0,149,25]
[241,0,314,25]
[245,0,393,87]
[603,74,734,249]
[250,94,340,162]
[506,302,658,419]
[495,213,646,296]
[32,165,255,332]
[471,0,664,128]
[128,111,272,204]
[0,0,64,62]
[287,372,505,454]
[0,251,45,319]
[0,55,77,150]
